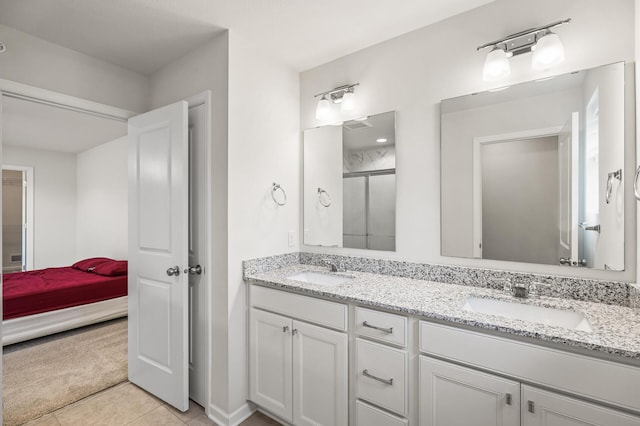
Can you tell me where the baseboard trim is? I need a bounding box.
[208,402,255,426]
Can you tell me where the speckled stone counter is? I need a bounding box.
[244,262,640,362]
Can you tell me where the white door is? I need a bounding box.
[419,356,520,426]
[558,112,579,265]
[249,308,293,423]
[128,100,189,411]
[522,386,640,426]
[293,320,348,426]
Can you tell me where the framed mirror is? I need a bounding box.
[303,111,396,251]
[441,62,626,271]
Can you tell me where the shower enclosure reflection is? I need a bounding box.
[441,62,626,270]
[304,111,396,251]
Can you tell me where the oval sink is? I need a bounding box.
[461,297,593,332]
[287,271,352,286]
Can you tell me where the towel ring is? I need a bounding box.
[634,166,640,201]
[605,169,622,204]
[271,182,287,206]
[317,187,332,207]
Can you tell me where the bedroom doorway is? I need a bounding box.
[2,165,33,273]
[0,83,213,422]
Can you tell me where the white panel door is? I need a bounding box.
[293,320,348,426]
[420,356,520,426]
[249,308,293,423]
[128,101,189,411]
[522,386,640,426]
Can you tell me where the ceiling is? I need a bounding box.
[0,0,494,74]
[2,96,127,153]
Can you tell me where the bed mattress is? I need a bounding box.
[3,267,127,320]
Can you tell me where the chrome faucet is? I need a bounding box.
[502,279,549,298]
[322,258,344,272]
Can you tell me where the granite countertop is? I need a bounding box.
[245,264,640,362]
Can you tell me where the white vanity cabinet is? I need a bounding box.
[249,285,348,426]
[419,321,640,426]
[419,356,520,426]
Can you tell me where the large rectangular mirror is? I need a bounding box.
[441,62,626,271]
[304,111,396,251]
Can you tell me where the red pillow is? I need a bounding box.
[72,257,113,272]
[92,260,128,277]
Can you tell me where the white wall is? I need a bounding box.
[3,146,77,269]
[300,0,636,281]
[226,32,300,421]
[76,136,128,260]
[0,25,148,113]
[303,125,343,247]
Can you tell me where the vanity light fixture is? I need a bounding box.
[478,18,571,82]
[314,83,360,120]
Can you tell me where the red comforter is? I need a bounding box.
[3,267,127,320]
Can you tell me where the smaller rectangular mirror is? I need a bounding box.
[303,111,396,251]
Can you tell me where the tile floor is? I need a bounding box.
[22,381,282,426]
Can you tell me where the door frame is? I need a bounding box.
[0,81,213,416]
[472,126,563,259]
[185,90,212,410]
[1,165,34,271]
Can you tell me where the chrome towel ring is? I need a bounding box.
[635,166,640,201]
[271,182,287,206]
[317,187,332,207]
[605,169,622,204]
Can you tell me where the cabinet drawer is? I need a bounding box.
[251,284,347,331]
[356,307,407,347]
[356,338,408,416]
[357,400,408,426]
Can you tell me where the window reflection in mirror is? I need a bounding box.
[303,111,396,251]
[440,62,626,271]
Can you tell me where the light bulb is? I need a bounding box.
[315,96,332,121]
[340,91,356,112]
[482,47,511,82]
[532,31,565,71]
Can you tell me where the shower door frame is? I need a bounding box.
[2,165,34,271]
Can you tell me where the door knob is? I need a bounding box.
[184,265,202,275]
[559,258,571,265]
[166,266,181,276]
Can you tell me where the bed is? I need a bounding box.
[2,257,128,345]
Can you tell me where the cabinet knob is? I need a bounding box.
[282,326,289,333]
[505,393,512,405]
[292,329,298,336]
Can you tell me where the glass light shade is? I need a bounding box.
[482,47,511,82]
[315,96,332,121]
[531,32,565,71]
[340,91,356,112]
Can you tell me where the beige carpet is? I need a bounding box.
[3,318,128,426]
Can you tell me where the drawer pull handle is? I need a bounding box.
[362,369,394,385]
[362,321,393,334]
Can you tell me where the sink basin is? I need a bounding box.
[287,271,352,286]
[461,297,593,332]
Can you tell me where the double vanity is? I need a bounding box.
[244,255,640,426]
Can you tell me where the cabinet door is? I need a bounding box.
[522,386,640,426]
[420,356,519,426]
[292,320,348,426]
[249,308,293,423]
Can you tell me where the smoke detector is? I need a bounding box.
[0,42,6,53]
